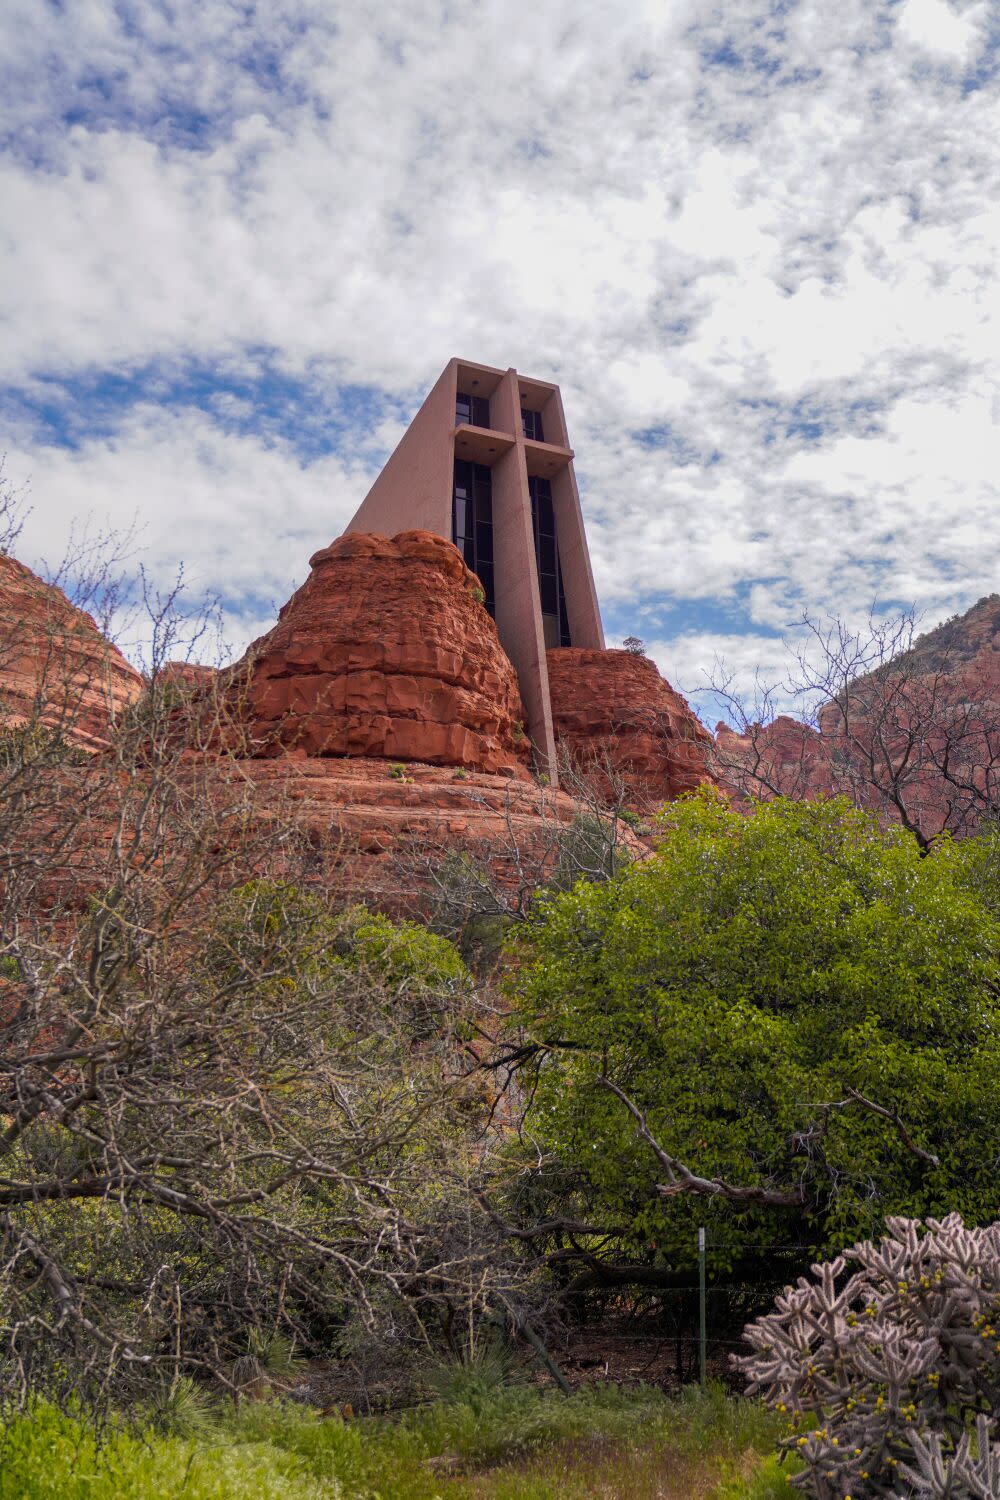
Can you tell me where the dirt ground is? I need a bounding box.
[296,1313,738,1417]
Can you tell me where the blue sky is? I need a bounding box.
[2,0,998,720]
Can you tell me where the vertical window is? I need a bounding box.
[456,393,491,428]
[452,460,494,616]
[529,476,571,648]
[521,408,545,443]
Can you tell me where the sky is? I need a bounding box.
[1,0,998,722]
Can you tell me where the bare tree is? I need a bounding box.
[0,541,530,1412]
[709,606,1000,849]
[0,457,28,558]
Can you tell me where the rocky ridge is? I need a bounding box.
[0,553,144,750]
[0,534,717,904]
[715,595,1000,839]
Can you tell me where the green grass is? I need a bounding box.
[0,1384,796,1500]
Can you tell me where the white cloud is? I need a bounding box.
[9,404,375,659]
[0,0,998,696]
[896,0,987,60]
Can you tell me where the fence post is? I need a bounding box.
[698,1225,707,1388]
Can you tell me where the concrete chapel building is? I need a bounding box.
[344,358,605,770]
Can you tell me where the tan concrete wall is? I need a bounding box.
[548,390,605,650]
[345,361,456,536]
[340,357,601,782]
[539,388,568,447]
[489,369,558,777]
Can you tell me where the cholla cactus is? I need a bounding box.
[896,1415,1000,1498]
[734,1214,1000,1499]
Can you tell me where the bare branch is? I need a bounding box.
[597,1076,805,1207]
[837,1088,941,1168]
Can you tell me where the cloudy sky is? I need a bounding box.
[2,0,998,718]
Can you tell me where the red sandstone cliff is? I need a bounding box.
[0,553,144,750]
[232,531,531,777]
[228,755,581,910]
[0,531,718,912]
[547,647,715,807]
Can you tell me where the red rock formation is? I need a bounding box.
[233,531,531,777]
[0,553,144,750]
[162,661,217,691]
[229,755,581,910]
[714,716,833,802]
[546,647,715,807]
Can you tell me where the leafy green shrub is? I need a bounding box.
[338,906,471,994]
[0,1401,323,1500]
[737,1213,1000,1498]
[511,794,1000,1266]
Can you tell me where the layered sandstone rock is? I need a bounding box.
[162,661,217,691]
[546,647,715,807]
[0,554,144,750]
[232,531,531,777]
[231,755,580,910]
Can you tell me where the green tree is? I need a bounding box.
[505,792,1000,1275]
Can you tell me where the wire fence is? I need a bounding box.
[549,1230,823,1390]
[694,1230,820,1380]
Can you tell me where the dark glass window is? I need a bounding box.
[529,476,571,647]
[456,392,491,428]
[452,460,494,616]
[522,408,545,442]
